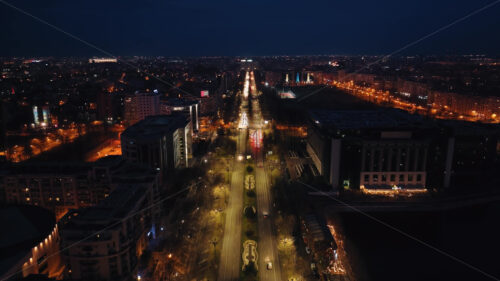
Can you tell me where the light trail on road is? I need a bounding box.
[218,72,249,281]
[219,70,282,281]
[248,71,283,281]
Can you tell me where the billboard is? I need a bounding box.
[200,90,209,98]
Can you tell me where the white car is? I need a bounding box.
[262,211,269,218]
[266,261,273,270]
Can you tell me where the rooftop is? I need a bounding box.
[303,214,336,248]
[131,91,160,96]
[161,98,200,107]
[121,115,189,139]
[437,119,500,136]
[0,206,56,276]
[309,109,427,130]
[61,183,150,231]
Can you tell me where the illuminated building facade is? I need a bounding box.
[59,180,159,281]
[0,157,157,219]
[88,57,118,63]
[0,206,62,280]
[307,109,437,191]
[123,92,160,126]
[160,98,200,133]
[32,105,51,128]
[331,70,499,123]
[121,115,192,183]
[307,109,500,192]
[264,70,313,86]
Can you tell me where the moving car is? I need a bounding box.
[267,261,273,270]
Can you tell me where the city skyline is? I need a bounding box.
[1,1,500,281]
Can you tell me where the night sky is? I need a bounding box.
[1,0,500,56]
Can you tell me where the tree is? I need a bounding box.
[246,165,254,174]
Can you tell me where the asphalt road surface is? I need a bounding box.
[218,78,248,281]
[256,164,283,281]
[218,70,282,281]
[249,71,283,281]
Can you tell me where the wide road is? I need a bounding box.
[218,136,244,281]
[218,73,249,281]
[255,164,282,281]
[248,71,283,281]
[219,70,282,281]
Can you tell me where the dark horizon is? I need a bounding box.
[3,53,500,59]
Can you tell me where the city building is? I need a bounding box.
[306,109,439,192]
[300,214,336,271]
[123,92,160,126]
[264,71,282,87]
[160,98,200,133]
[197,95,218,116]
[307,109,500,192]
[323,67,500,123]
[0,205,62,280]
[97,91,116,123]
[88,58,118,63]
[59,180,159,281]
[32,105,51,128]
[0,157,158,219]
[120,115,193,182]
[435,120,500,190]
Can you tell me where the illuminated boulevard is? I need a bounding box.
[217,72,247,281]
[251,71,283,281]
[218,70,282,281]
